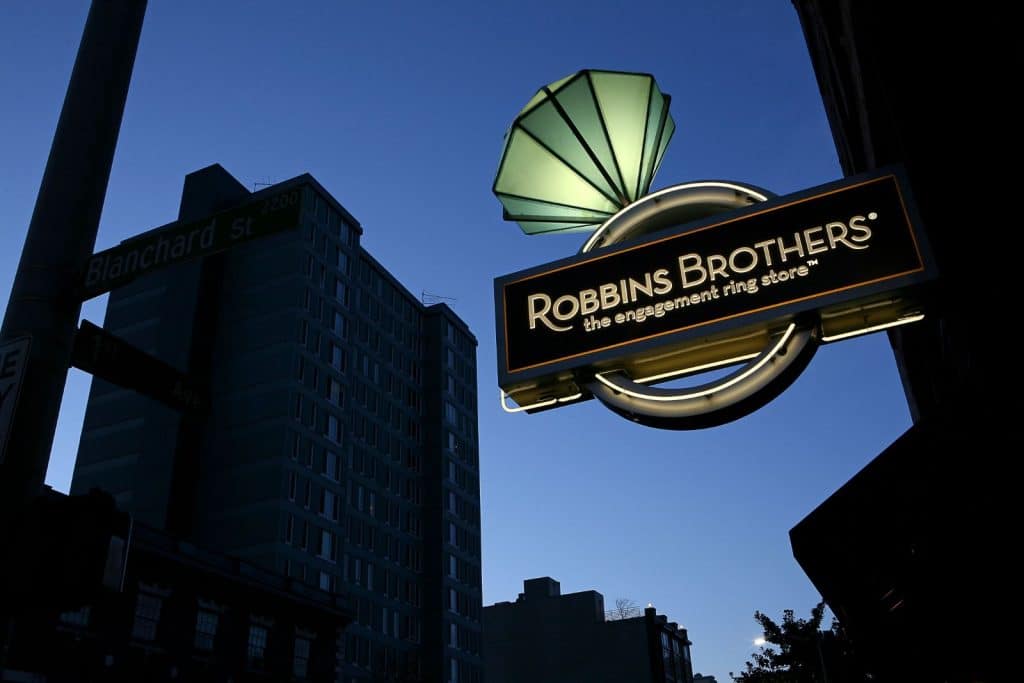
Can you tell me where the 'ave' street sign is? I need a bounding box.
[71,321,206,413]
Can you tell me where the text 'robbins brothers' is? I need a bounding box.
[498,173,927,375]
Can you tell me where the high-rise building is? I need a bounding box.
[70,164,484,683]
[483,577,694,683]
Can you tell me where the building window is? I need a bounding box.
[320,530,333,559]
[321,489,336,520]
[319,571,331,592]
[328,378,342,406]
[294,637,311,678]
[450,657,459,683]
[247,624,268,668]
[328,415,341,444]
[131,593,162,641]
[194,610,218,651]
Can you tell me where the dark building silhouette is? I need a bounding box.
[63,164,483,682]
[3,508,348,682]
[483,577,693,683]
[789,3,1013,681]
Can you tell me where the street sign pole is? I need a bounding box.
[0,0,147,509]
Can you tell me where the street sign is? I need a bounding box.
[0,336,31,465]
[79,184,304,300]
[71,320,207,413]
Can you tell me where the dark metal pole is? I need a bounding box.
[0,0,147,507]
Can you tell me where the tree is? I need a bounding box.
[612,598,639,620]
[731,602,872,682]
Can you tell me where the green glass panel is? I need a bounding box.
[652,116,676,181]
[517,72,578,118]
[554,76,627,201]
[493,69,677,235]
[546,72,577,95]
[519,88,548,118]
[639,83,668,197]
[516,219,598,235]
[591,71,652,202]
[520,100,619,202]
[494,129,619,213]
[498,194,613,221]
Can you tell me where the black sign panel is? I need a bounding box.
[496,170,933,386]
[71,321,207,413]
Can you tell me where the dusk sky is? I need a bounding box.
[0,2,913,680]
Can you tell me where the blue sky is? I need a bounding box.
[0,2,912,679]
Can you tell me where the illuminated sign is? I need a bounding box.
[499,171,929,379]
[495,169,934,427]
[491,69,935,429]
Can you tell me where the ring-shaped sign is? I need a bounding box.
[578,181,821,430]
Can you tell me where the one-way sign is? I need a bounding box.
[79,184,304,300]
[71,321,207,413]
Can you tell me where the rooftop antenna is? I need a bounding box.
[252,177,274,192]
[422,291,457,306]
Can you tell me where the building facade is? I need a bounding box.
[789,3,1013,681]
[3,515,349,683]
[483,577,693,683]
[70,164,484,683]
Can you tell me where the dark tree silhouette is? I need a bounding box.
[731,602,872,682]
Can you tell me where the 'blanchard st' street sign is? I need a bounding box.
[79,185,303,300]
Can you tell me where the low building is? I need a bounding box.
[483,577,693,683]
[1,489,351,683]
